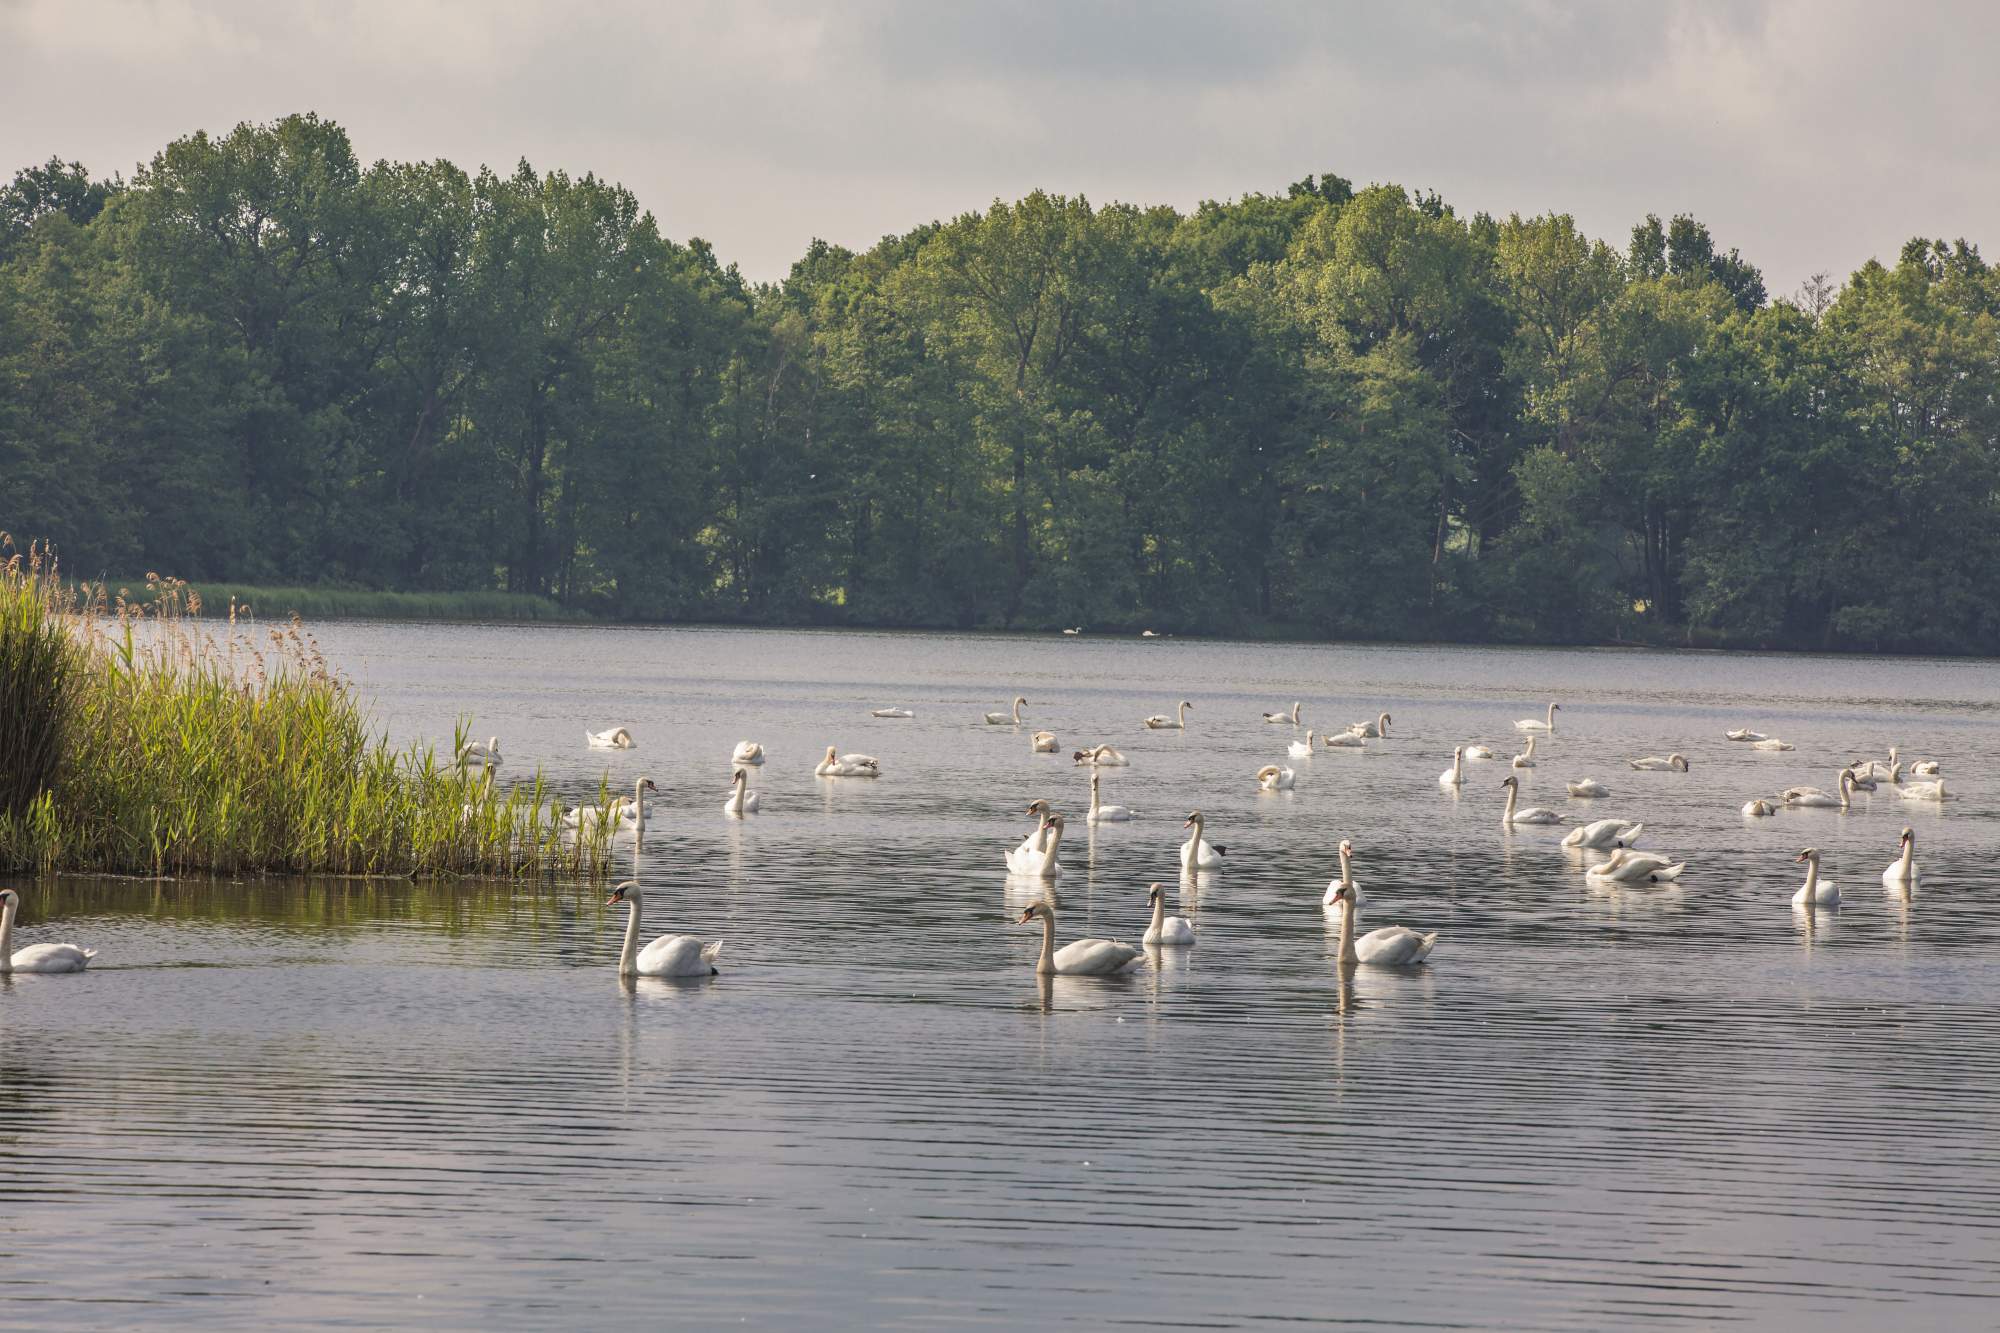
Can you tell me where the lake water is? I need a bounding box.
[6,625,2000,1329]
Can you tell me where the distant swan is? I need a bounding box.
[1500,775,1562,825]
[1587,848,1685,884]
[1629,753,1690,772]
[1086,771,1132,823]
[455,735,502,770]
[1784,771,1855,810]
[1725,729,1768,742]
[563,776,657,838]
[722,767,760,816]
[1511,735,1539,768]
[1750,738,1794,751]
[1255,764,1296,791]
[1180,810,1226,870]
[1143,883,1196,946]
[871,707,914,718]
[1852,748,1899,782]
[1032,730,1059,753]
[1264,701,1302,725]
[731,740,765,766]
[1562,818,1644,849]
[1463,744,1497,760]
[1290,731,1318,760]
[1145,700,1193,729]
[986,696,1027,725]
[1883,826,1919,892]
[1321,838,1363,907]
[1515,702,1560,732]
[1350,712,1391,738]
[1439,746,1463,788]
[1567,777,1610,797]
[1898,775,1947,802]
[608,881,721,977]
[1322,728,1366,749]
[815,746,880,778]
[1741,798,1779,817]
[0,889,97,973]
[587,727,636,750]
[1327,882,1436,965]
[1073,744,1129,766]
[1791,848,1839,907]
[1907,759,1941,777]
[1005,812,1066,879]
[1017,900,1144,975]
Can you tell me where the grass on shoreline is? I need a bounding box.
[3,546,619,878]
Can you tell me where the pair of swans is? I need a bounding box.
[1181,811,1225,870]
[1263,701,1302,725]
[1512,736,1539,768]
[1587,848,1685,884]
[1326,880,1437,965]
[563,776,657,837]
[1516,702,1560,733]
[1145,700,1193,729]
[1255,764,1296,791]
[587,727,636,750]
[1783,770,1857,810]
[816,746,880,778]
[1087,770,1133,823]
[1629,753,1690,772]
[1562,818,1643,849]
[1073,744,1129,766]
[986,696,1028,725]
[0,889,96,973]
[1031,730,1059,753]
[1499,775,1562,825]
[723,768,760,816]
[1006,808,1065,878]
[1348,712,1391,738]
[1016,900,1145,974]
[609,881,722,977]
[1567,777,1611,797]
[731,740,765,766]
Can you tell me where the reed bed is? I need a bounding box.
[0,541,617,878]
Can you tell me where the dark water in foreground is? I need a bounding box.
[4,626,1999,1328]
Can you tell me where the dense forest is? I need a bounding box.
[4,113,1997,652]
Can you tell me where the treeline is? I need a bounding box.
[5,113,1998,652]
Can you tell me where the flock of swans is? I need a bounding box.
[0,694,1949,980]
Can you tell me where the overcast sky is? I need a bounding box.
[4,0,1994,297]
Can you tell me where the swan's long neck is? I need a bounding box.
[618,897,643,974]
[1378,713,1389,737]
[1042,821,1063,865]
[1899,837,1914,876]
[1149,894,1165,937]
[1185,815,1203,862]
[1178,701,1189,725]
[730,771,746,812]
[632,780,648,836]
[1037,911,1056,973]
[1802,856,1820,898]
[1525,736,1536,757]
[1013,698,1023,724]
[1547,702,1557,731]
[1452,750,1462,782]
[1292,702,1301,724]
[1336,894,1358,965]
[1337,845,1352,888]
[1503,784,1518,824]
[1090,775,1102,815]
[1839,771,1851,811]
[0,899,13,972]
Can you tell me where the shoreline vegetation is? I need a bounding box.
[7,114,2000,655]
[0,545,620,878]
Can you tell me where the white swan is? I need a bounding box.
[0,889,96,973]
[1784,770,1855,810]
[1011,800,1057,858]
[1017,900,1144,975]
[722,767,760,816]
[1327,882,1436,965]
[871,707,914,718]
[1749,738,1794,751]
[1511,735,1538,768]
[1562,818,1644,849]
[1321,838,1363,908]
[1255,764,1296,791]
[1587,848,1686,884]
[1629,753,1690,772]
[731,740,765,766]
[1349,711,1391,738]
[1907,760,1941,776]
[1515,702,1560,732]
[986,696,1027,725]
[563,776,657,838]
[608,881,721,977]
[1439,746,1463,788]
[1567,777,1610,797]
[1143,883,1196,946]
[1005,812,1067,879]
[1140,629,1158,637]
[1791,848,1839,907]
[1031,730,1059,753]
[1144,699,1194,730]
[1322,728,1366,748]
[1180,810,1226,870]
[1898,776,1947,802]
[586,727,636,750]
[1289,730,1318,760]
[1062,627,1082,636]
[1724,728,1768,742]
[1086,771,1132,824]
[454,735,501,770]
[1883,826,1919,892]
[1852,748,1899,782]
[1073,744,1129,766]
[815,745,881,778]
[1741,798,1779,817]
[1463,744,1497,760]
[1264,701,1302,725]
[1500,775,1562,825]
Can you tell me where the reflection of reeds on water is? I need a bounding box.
[0,543,615,879]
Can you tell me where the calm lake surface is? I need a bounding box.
[6,625,2000,1329]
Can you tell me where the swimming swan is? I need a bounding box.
[1180,810,1226,870]
[608,881,722,977]
[731,740,765,766]
[1567,777,1610,797]
[1784,770,1855,810]
[1463,744,1497,760]
[1629,753,1690,772]
[455,735,502,770]
[563,776,657,838]
[816,746,881,778]
[1500,775,1562,825]
[1321,838,1364,908]
[1586,848,1686,883]
[986,696,1027,725]
[1145,700,1194,729]
[1725,729,1768,742]
[1290,731,1318,760]
[1032,730,1059,753]
[1072,744,1129,766]
[1264,701,1302,725]
[722,767,760,816]
[1439,746,1463,787]
[1143,883,1196,946]
[0,889,96,973]
[1255,764,1297,791]
[1017,900,1144,975]
[1791,848,1839,907]
[1562,818,1644,849]
[1350,712,1391,738]
[1749,738,1794,751]
[1512,735,1539,768]
[1005,812,1067,879]
[1741,798,1779,817]
[587,727,636,749]
[1322,728,1366,749]
[1883,826,1919,892]
[1515,702,1560,732]
[1327,881,1436,965]
[1897,774,1948,802]
[1086,771,1132,823]
[871,707,914,718]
